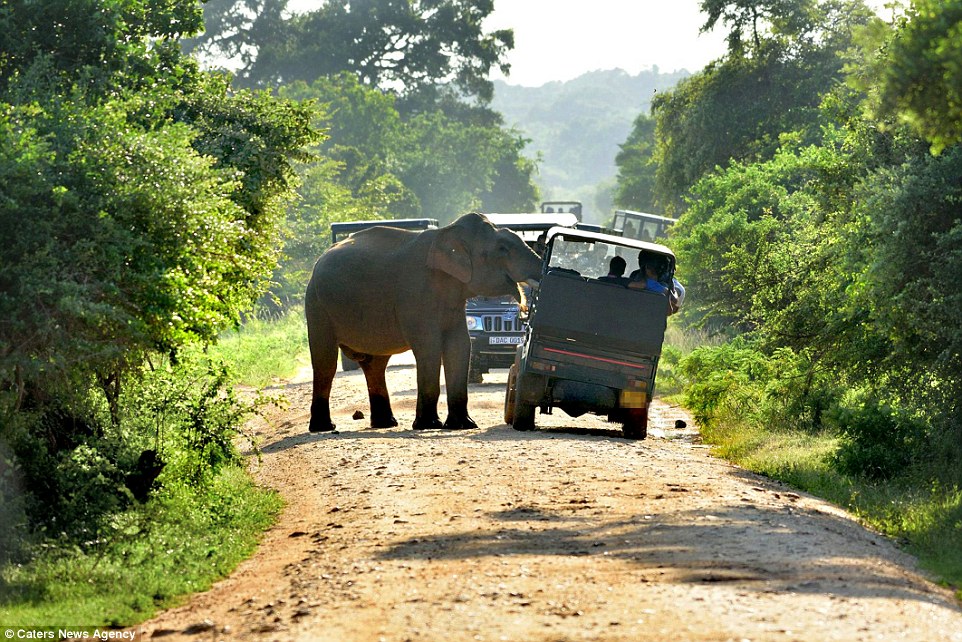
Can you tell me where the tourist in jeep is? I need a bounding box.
[598,255,630,286]
[629,254,680,312]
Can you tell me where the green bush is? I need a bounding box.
[829,393,928,481]
[0,351,272,562]
[678,340,774,428]
[0,467,281,628]
[0,350,281,626]
[678,339,846,435]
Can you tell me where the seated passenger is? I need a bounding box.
[534,231,548,257]
[598,255,630,286]
[628,259,669,294]
[628,254,680,313]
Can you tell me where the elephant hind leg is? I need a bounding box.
[306,301,338,433]
[360,355,397,428]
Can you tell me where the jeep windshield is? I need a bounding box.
[543,227,675,282]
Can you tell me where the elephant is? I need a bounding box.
[305,212,544,433]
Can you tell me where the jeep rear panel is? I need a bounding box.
[530,270,669,358]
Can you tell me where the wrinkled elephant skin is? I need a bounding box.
[305,213,543,433]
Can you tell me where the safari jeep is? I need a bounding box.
[504,227,677,439]
[466,212,578,383]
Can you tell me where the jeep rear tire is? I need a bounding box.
[512,399,535,431]
[503,364,518,425]
[622,407,648,440]
[511,372,538,432]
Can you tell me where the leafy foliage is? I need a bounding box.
[614,113,658,211]
[616,0,962,495]
[650,0,874,212]
[859,146,962,406]
[0,0,316,571]
[876,0,962,153]
[189,0,513,102]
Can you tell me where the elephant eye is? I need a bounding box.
[496,241,511,255]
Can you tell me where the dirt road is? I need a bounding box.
[135,362,962,641]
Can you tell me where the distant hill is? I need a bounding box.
[491,68,689,222]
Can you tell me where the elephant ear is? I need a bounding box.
[427,226,473,284]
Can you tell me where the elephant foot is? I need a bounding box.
[309,399,336,433]
[371,415,399,429]
[412,417,444,430]
[443,414,478,431]
[309,417,336,433]
[369,395,398,429]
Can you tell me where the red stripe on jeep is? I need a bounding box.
[542,347,647,369]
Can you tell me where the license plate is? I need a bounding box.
[490,336,523,345]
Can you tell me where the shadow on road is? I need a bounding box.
[257,419,665,455]
[371,500,956,609]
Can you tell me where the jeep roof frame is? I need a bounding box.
[483,212,579,232]
[544,226,675,258]
[330,218,439,241]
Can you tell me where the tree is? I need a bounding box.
[860,146,962,403]
[182,0,290,73]
[0,0,204,94]
[876,0,962,153]
[398,111,534,223]
[614,113,658,211]
[280,74,538,224]
[700,0,820,56]
[192,0,513,102]
[0,0,317,418]
[648,0,875,212]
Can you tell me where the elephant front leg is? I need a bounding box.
[441,327,477,430]
[359,355,398,428]
[412,350,444,430]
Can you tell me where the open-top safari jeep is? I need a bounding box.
[504,227,677,439]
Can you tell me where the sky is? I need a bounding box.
[483,0,730,86]
[287,0,898,88]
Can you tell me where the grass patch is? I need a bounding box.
[209,308,310,387]
[0,467,282,628]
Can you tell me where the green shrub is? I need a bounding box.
[678,339,773,427]
[829,393,928,481]
[0,349,281,626]
[0,467,281,627]
[678,339,845,435]
[0,351,273,561]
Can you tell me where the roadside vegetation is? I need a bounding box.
[0,0,539,629]
[615,0,962,598]
[210,310,310,388]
